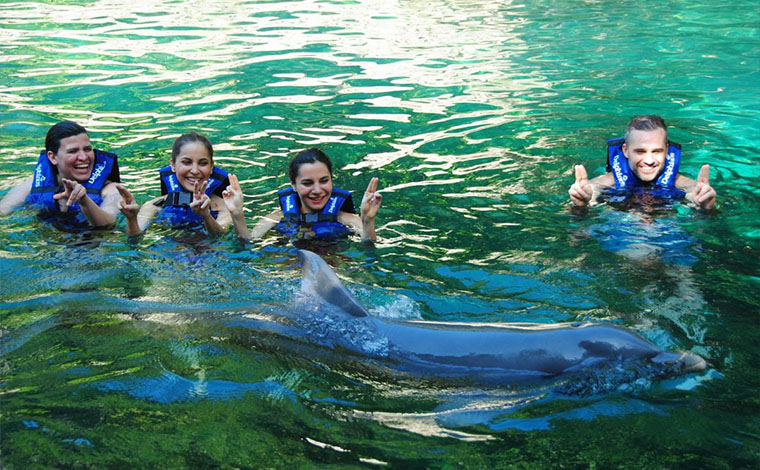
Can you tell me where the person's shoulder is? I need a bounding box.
[101,180,121,193]
[264,209,283,219]
[5,175,34,194]
[0,176,34,216]
[674,173,696,190]
[590,172,614,187]
[13,175,35,187]
[337,211,361,227]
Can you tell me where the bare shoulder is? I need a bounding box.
[590,172,614,188]
[252,209,283,230]
[675,173,696,190]
[249,209,283,239]
[4,175,34,192]
[338,211,361,230]
[0,176,34,215]
[262,209,283,221]
[19,175,34,188]
[101,181,121,196]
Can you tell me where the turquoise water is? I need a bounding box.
[1,0,758,468]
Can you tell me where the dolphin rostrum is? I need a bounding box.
[296,249,706,385]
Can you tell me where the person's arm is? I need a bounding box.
[55,178,121,227]
[208,195,232,232]
[568,165,613,207]
[222,174,282,241]
[250,210,282,239]
[676,165,716,211]
[115,183,143,235]
[125,195,164,235]
[222,174,252,240]
[95,181,124,224]
[0,176,33,216]
[338,177,382,242]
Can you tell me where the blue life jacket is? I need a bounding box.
[274,187,354,239]
[25,149,120,230]
[155,165,230,228]
[605,137,685,201]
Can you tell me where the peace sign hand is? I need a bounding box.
[222,174,244,216]
[361,177,383,221]
[189,180,211,217]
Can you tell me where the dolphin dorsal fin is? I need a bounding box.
[297,250,369,318]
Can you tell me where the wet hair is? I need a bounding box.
[625,115,668,144]
[171,132,213,162]
[289,148,333,184]
[45,121,88,154]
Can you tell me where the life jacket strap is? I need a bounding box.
[284,212,339,224]
[165,191,194,206]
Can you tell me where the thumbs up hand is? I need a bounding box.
[569,165,593,207]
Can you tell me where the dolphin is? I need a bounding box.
[296,249,706,385]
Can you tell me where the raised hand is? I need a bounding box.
[115,183,140,219]
[360,177,382,221]
[568,165,593,207]
[691,164,716,210]
[222,173,245,216]
[54,178,87,212]
[189,180,211,217]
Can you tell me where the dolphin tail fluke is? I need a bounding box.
[297,250,369,318]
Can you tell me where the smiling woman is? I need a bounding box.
[0,120,123,230]
[119,132,233,235]
[224,147,383,242]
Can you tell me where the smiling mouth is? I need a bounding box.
[71,163,92,176]
[183,176,204,186]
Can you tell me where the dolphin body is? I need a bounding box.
[297,249,706,385]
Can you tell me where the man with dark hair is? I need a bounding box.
[0,120,125,229]
[569,115,717,210]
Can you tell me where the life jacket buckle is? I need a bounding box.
[165,191,193,206]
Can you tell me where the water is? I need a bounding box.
[1,0,758,468]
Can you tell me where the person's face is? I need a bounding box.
[47,133,94,182]
[622,128,668,183]
[170,141,213,192]
[292,161,333,213]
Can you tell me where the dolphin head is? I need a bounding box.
[650,350,707,373]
